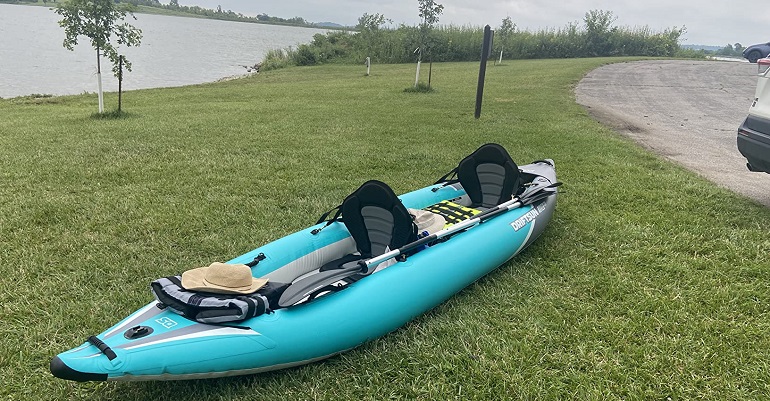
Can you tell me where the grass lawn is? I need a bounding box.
[1,58,769,400]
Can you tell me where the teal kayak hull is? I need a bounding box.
[51,161,557,381]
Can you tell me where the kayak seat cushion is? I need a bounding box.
[457,143,521,209]
[340,180,418,258]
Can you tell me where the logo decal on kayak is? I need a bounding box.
[155,316,178,329]
[511,203,546,231]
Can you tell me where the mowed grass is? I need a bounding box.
[1,58,769,400]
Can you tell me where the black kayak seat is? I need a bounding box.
[457,143,521,209]
[341,179,417,258]
[278,180,417,307]
[319,179,417,272]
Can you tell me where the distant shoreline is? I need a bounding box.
[5,1,349,31]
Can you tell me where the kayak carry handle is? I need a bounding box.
[87,336,117,361]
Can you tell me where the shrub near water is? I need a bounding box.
[263,9,686,67]
[260,48,296,71]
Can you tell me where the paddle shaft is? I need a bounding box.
[364,198,524,270]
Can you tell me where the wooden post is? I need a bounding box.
[118,55,123,113]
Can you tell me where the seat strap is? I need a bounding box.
[311,204,343,235]
[433,166,459,185]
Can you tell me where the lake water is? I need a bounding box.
[0,4,326,98]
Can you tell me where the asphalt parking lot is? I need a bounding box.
[576,59,770,207]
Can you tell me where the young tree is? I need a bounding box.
[583,9,616,57]
[55,0,142,113]
[418,0,444,31]
[415,0,443,87]
[357,13,390,63]
[357,12,388,32]
[496,16,515,63]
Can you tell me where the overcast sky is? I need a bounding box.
[184,0,766,47]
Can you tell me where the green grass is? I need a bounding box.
[403,82,435,93]
[1,58,769,400]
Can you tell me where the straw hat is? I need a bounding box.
[181,262,268,295]
[409,208,447,235]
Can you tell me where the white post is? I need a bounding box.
[498,50,503,65]
[366,57,371,76]
[414,47,422,87]
[414,60,421,87]
[96,47,104,113]
[97,73,104,113]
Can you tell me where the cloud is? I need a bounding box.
[181,0,768,46]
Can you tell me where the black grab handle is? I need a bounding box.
[87,336,117,361]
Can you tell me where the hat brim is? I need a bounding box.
[425,216,447,233]
[181,267,269,295]
[409,209,447,235]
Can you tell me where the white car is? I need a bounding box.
[738,58,770,173]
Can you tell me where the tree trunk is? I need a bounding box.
[428,60,432,89]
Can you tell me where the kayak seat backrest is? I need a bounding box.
[268,180,417,298]
[360,206,395,256]
[274,181,418,306]
[457,143,521,209]
[340,180,418,258]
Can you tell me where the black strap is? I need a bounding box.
[245,253,266,267]
[315,204,342,225]
[311,204,343,235]
[433,167,458,185]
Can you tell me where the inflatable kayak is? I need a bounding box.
[50,144,559,382]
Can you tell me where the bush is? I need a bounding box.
[261,48,295,71]
[293,44,320,66]
[260,9,697,69]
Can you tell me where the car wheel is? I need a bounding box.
[748,50,762,63]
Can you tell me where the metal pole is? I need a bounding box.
[475,25,492,119]
[118,55,123,112]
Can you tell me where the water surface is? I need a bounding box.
[0,4,325,98]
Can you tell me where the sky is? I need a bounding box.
[183,0,767,47]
